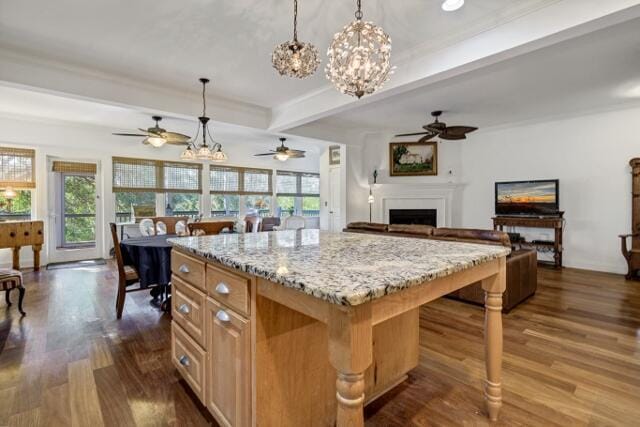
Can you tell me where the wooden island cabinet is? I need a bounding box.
[169,231,508,426]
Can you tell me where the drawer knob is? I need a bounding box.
[215,282,230,295]
[178,264,190,274]
[178,304,190,315]
[216,310,231,323]
[179,355,190,367]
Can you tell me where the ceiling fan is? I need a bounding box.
[113,116,191,147]
[254,137,306,162]
[395,111,478,142]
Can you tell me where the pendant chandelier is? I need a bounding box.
[272,0,320,79]
[180,78,228,162]
[326,0,394,99]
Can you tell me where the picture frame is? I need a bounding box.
[329,146,341,165]
[389,141,438,176]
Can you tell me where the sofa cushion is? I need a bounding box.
[431,228,511,247]
[387,224,435,237]
[345,222,389,232]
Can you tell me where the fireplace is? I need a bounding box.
[389,209,437,227]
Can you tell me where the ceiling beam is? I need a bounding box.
[269,0,640,132]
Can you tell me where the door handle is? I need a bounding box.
[179,355,190,367]
[216,310,231,323]
[178,264,190,274]
[215,283,230,295]
[178,304,190,315]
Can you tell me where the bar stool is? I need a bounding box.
[1,268,26,315]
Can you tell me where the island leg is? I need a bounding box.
[481,257,506,422]
[33,244,42,271]
[328,304,372,427]
[12,247,20,270]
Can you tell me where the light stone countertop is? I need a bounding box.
[168,230,510,306]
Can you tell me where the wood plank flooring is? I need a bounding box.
[0,264,638,426]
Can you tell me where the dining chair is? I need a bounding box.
[261,216,281,231]
[245,215,263,233]
[139,218,156,236]
[188,221,235,236]
[0,269,26,316]
[156,221,167,235]
[109,223,161,319]
[276,215,306,231]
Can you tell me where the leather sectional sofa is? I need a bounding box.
[344,222,537,312]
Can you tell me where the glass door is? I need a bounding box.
[61,173,96,248]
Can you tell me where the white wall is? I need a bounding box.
[460,106,639,274]
[0,115,321,267]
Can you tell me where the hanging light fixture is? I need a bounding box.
[272,0,320,79]
[180,78,228,162]
[442,0,464,12]
[326,0,394,99]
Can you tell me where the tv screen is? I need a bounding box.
[495,180,559,216]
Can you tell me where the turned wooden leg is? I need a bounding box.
[17,286,26,316]
[33,244,42,271]
[5,289,11,306]
[481,257,506,422]
[328,304,372,427]
[12,247,20,270]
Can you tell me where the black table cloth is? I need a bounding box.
[120,235,173,288]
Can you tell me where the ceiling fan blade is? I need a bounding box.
[113,132,148,137]
[285,149,306,154]
[254,153,276,156]
[164,140,190,146]
[138,128,160,136]
[439,133,466,141]
[395,132,430,137]
[419,134,437,143]
[287,153,306,158]
[161,131,191,141]
[444,126,478,136]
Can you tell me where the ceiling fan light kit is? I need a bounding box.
[325,0,394,99]
[254,137,306,162]
[272,0,320,78]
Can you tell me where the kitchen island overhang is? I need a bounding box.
[169,230,509,426]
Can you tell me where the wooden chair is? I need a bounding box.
[142,216,189,234]
[188,221,235,236]
[621,158,640,280]
[620,234,640,280]
[109,223,161,319]
[1,269,25,315]
[261,217,281,231]
[245,215,262,233]
[275,215,306,231]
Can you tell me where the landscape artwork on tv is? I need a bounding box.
[495,180,559,215]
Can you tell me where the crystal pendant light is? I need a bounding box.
[326,0,394,99]
[179,78,228,162]
[272,0,320,79]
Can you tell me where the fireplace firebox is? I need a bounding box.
[389,209,437,227]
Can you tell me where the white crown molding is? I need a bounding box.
[269,0,640,133]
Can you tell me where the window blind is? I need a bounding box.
[112,157,202,193]
[52,161,97,175]
[163,161,202,193]
[210,165,272,195]
[276,171,319,197]
[0,147,36,189]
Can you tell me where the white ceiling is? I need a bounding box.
[0,85,328,152]
[0,0,558,108]
[300,16,640,138]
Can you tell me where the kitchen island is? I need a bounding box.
[168,230,509,427]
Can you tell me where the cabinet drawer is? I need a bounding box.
[172,277,206,346]
[172,322,206,403]
[172,250,205,291]
[205,298,251,427]
[206,264,250,316]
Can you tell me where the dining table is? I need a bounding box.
[119,234,174,310]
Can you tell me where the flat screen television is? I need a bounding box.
[495,179,559,216]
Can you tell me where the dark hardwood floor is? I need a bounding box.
[0,263,638,426]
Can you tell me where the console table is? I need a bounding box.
[0,220,44,271]
[493,215,564,268]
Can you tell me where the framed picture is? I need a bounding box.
[329,146,341,165]
[389,141,438,176]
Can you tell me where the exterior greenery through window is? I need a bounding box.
[63,174,96,245]
[276,171,320,217]
[0,190,32,220]
[0,146,35,221]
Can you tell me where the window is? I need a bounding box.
[276,171,320,217]
[0,147,35,220]
[62,174,96,246]
[112,157,202,220]
[0,190,32,220]
[115,192,156,223]
[210,165,273,218]
[165,193,200,219]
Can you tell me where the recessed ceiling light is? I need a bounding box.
[442,0,464,12]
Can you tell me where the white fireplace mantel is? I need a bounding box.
[370,182,465,228]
